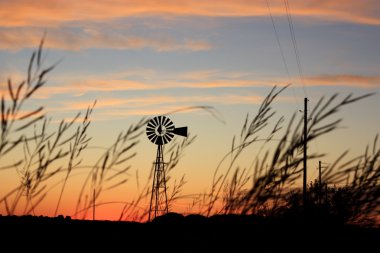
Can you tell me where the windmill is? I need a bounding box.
[146,116,188,221]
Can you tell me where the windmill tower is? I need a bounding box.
[146,116,188,221]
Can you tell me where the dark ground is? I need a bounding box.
[0,213,378,252]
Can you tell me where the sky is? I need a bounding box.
[0,0,379,220]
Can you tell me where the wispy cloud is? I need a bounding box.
[12,69,275,98]
[62,94,265,111]
[48,93,267,119]
[47,93,268,121]
[24,79,151,99]
[67,92,299,121]
[2,69,378,101]
[304,74,380,88]
[36,79,276,98]
[61,96,175,111]
[1,1,378,51]
[0,0,379,27]
[0,27,212,51]
[180,69,253,81]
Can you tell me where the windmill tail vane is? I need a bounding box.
[145,116,188,221]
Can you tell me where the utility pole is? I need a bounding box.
[318,161,322,188]
[303,98,308,212]
[318,161,328,205]
[318,161,322,205]
[93,189,95,221]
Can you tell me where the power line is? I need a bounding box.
[283,0,321,158]
[265,0,300,107]
[283,0,308,97]
[266,1,322,199]
[266,0,291,80]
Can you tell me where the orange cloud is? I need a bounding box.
[36,78,160,99]
[36,79,275,98]
[304,74,380,88]
[22,69,278,99]
[0,0,379,27]
[63,96,175,111]
[0,28,212,51]
[84,94,263,108]
[48,94,267,117]
[101,106,206,117]
[180,70,253,81]
[77,92,294,120]
[3,70,378,102]
[2,67,285,99]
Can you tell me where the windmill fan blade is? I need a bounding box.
[146,115,188,145]
[173,127,188,137]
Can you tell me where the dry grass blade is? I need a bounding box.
[54,102,95,216]
[74,118,146,219]
[0,160,23,171]
[203,86,376,221]
[37,33,46,67]
[7,79,15,103]
[27,52,36,87]
[106,166,131,182]
[18,107,44,121]
[165,105,225,124]
[204,85,289,216]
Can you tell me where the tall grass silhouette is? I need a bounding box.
[199,85,379,225]
[0,37,63,215]
[0,40,210,220]
[1,39,378,225]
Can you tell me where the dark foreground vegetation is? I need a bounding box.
[0,213,379,252]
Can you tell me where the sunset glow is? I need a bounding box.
[0,0,379,221]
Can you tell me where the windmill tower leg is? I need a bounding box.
[148,144,168,221]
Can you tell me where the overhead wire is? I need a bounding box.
[265,0,291,80]
[283,0,320,156]
[265,0,300,107]
[265,0,320,157]
[283,0,308,97]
